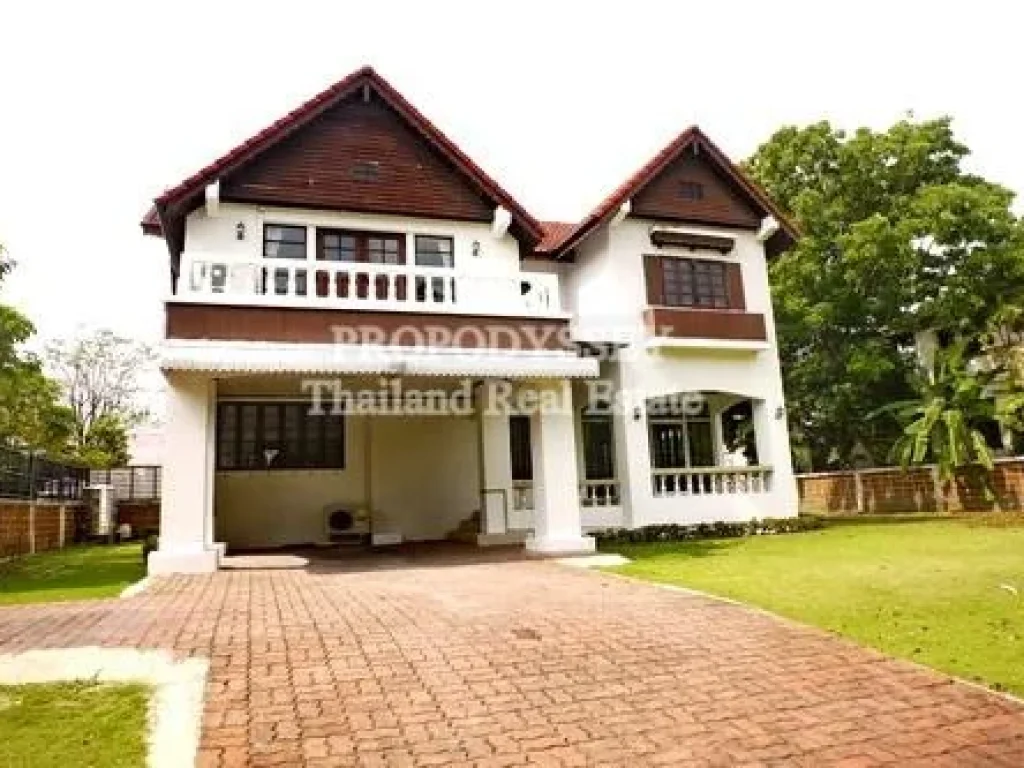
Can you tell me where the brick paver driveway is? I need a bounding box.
[2,548,1023,766]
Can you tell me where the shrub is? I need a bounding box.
[592,515,824,544]
[141,535,159,565]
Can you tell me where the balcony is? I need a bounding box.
[643,306,769,351]
[173,252,563,319]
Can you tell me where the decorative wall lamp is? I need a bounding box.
[236,222,246,241]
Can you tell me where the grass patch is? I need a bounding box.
[604,517,1024,696]
[0,544,144,605]
[0,681,148,767]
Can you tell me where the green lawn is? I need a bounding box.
[0,681,148,767]
[605,518,1024,696]
[0,544,144,605]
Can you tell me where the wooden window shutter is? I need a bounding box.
[725,263,746,310]
[644,255,665,305]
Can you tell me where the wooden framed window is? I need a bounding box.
[316,229,404,263]
[648,405,714,469]
[509,415,533,481]
[216,402,345,471]
[317,230,358,262]
[581,412,615,480]
[367,234,403,264]
[646,255,742,310]
[263,224,307,260]
[414,236,454,268]
[679,180,705,201]
[664,257,727,308]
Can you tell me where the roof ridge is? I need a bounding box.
[149,66,543,242]
[539,125,798,255]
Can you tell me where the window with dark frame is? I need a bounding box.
[263,224,307,259]
[414,235,455,302]
[315,229,403,263]
[679,180,705,200]
[648,412,715,469]
[509,415,533,481]
[216,402,345,471]
[662,257,729,308]
[317,230,358,262]
[414,236,454,268]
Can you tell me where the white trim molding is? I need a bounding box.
[160,340,601,379]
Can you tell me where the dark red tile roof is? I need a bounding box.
[541,126,798,257]
[141,205,161,236]
[536,221,576,253]
[141,69,797,261]
[143,66,543,242]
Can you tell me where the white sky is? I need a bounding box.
[0,0,1020,349]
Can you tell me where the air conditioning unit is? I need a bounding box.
[323,504,370,544]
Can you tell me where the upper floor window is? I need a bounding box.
[316,229,404,264]
[263,224,307,260]
[678,181,705,201]
[415,235,454,268]
[662,257,728,309]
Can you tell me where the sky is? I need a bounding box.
[0,0,1021,349]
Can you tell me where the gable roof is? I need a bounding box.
[536,221,576,253]
[142,66,543,243]
[536,126,798,258]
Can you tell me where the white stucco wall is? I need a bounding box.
[183,202,523,278]
[211,376,480,549]
[566,217,798,524]
[369,414,479,541]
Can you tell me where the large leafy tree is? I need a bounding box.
[745,118,1024,469]
[0,244,76,456]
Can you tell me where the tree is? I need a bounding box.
[45,330,155,462]
[870,341,1024,484]
[744,117,1024,469]
[0,244,76,456]
[76,413,131,468]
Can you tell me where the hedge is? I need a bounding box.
[592,516,824,544]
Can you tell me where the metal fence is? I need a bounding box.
[0,446,91,501]
[89,466,162,501]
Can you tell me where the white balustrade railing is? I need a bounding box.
[651,466,774,497]
[178,254,562,317]
[510,481,534,512]
[579,480,620,507]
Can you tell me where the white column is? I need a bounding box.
[525,380,595,554]
[615,387,655,529]
[753,399,798,517]
[477,381,513,536]
[149,372,219,574]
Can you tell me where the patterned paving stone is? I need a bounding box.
[1,548,1022,766]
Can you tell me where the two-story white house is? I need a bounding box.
[142,66,799,574]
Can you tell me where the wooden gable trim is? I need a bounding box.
[548,127,799,258]
[649,230,735,253]
[145,67,543,244]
